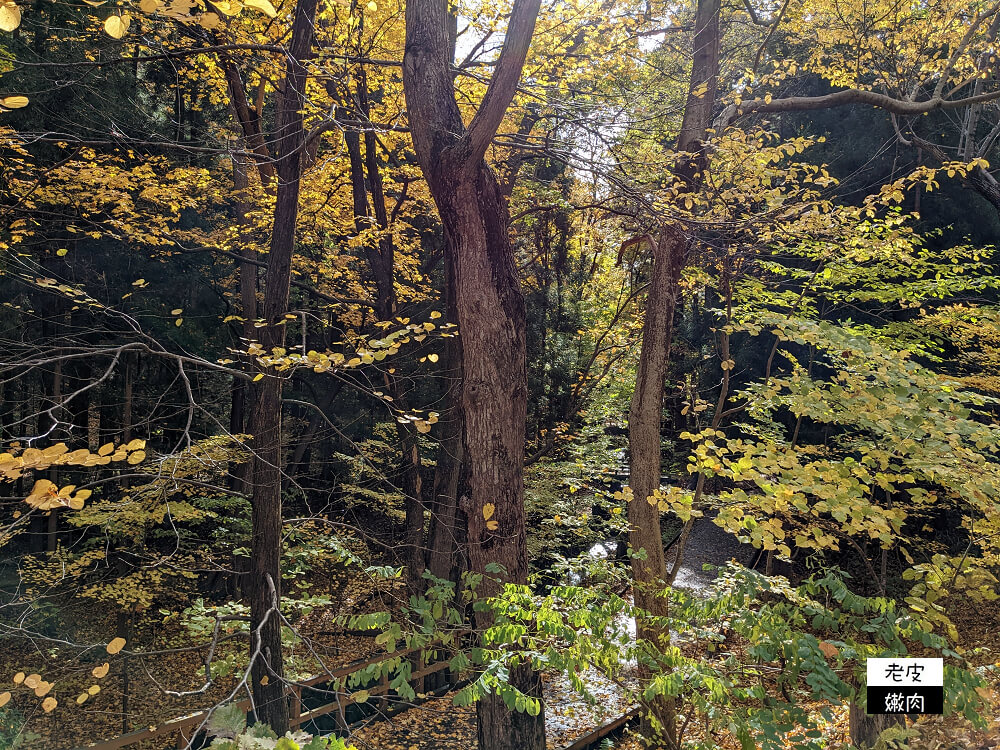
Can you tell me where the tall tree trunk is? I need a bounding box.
[403,0,544,745]
[230,139,257,495]
[246,0,318,732]
[623,0,720,742]
[626,228,686,745]
[426,250,465,585]
[343,102,425,589]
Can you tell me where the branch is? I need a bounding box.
[458,0,542,166]
[715,87,1000,130]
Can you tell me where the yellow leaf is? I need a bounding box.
[0,95,28,109]
[83,0,107,5]
[244,0,276,16]
[353,689,369,703]
[198,10,220,27]
[87,684,101,695]
[23,674,40,688]
[92,663,109,679]
[427,353,439,363]
[174,318,183,326]
[104,14,130,39]
[76,693,89,704]
[210,0,241,14]
[486,520,499,531]
[138,0,159,11]
[56,248,68,256]
[0,3,21,32]
[253,373,264,382]
[415,420,431,434]
[125,439,145,451]
[365,0,376,10]
[0,692,9,708]
[132,278,145,286]
[41,696,57,713]
[170,308,183,315]
[429,311,442,319]
[259,675,269,686]
[482,503,495,521]
[12,673,24,685]
[106,637,126,655]
[34,681,52,697]
[98,442,114,456]
[126,451,145,465]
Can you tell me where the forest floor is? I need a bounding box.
[6,517,999,750]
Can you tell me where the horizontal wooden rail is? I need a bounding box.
[78,631,468,750]
[561,707,641,750]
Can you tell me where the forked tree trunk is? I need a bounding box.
[246,0,319,732]
[403,0,544,744]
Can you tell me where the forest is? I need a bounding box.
[1,0,1000,748]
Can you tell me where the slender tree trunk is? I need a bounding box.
[344,107,425,589]
[626,228,686,745]
[231,146,257,495]
[621,0,721,742]
[426,252,465,585]
[45,357,62,553]
[246,0,318,732]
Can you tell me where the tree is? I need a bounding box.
[243,0,320,731]
[402,0,546,746]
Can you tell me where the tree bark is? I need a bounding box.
[677,0,720,155]
[623,0,720,742]
[246,0,318,733]
[626,229,686,745]
[849,701,905,748]
[403,0,545,745]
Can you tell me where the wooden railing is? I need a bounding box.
[77,633,466,750]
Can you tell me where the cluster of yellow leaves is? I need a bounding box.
[0,639,123,716]
[1,440,145,482]
[615,485,703,523]
[0,1,19,31]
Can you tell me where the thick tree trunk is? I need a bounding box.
[626,228,686,745]
[849,702,905,748]
[246,0,318,733]
[403,0,544,742]
[456,163,545,750]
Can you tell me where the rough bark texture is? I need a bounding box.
[677,0,720,154]
[626,228,686,745]
[246,0,318,732]
[403,0,545,745]
[849,702,905,748]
